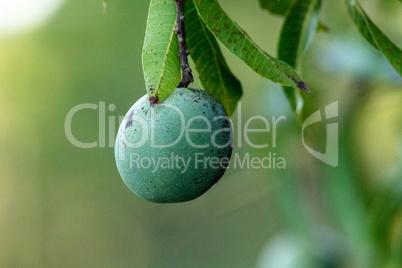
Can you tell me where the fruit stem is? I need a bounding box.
[175,0,194,88]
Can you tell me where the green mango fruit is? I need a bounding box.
[115,88,232,203]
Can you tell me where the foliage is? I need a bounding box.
[185,0,242,115]
[0,0,400,266]
[258,0,297,15]
[277,0,322,121]
[142,0,401,117]
[139,0,402,266]
[142,0,181,103]
[345,0,402,75]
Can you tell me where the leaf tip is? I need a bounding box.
[297,81,310,93]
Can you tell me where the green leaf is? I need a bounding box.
[185,0,242,116]
[346,0,402,76]
[258,0,297,16]
[278,0,321,120]
[142,0,181,103]
[192,0,309,93]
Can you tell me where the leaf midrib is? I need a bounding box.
[198,17,229,102]
[157,21,177,92]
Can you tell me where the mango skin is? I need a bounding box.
[115,88,232,203]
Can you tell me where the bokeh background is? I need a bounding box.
[0,0,401,267]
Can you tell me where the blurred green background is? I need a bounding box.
[0,0,401,267]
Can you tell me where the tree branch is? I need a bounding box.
[175,0,194,87]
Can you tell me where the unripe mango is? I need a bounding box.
[115,88,232,203]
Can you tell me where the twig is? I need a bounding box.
[174,0,194,87]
